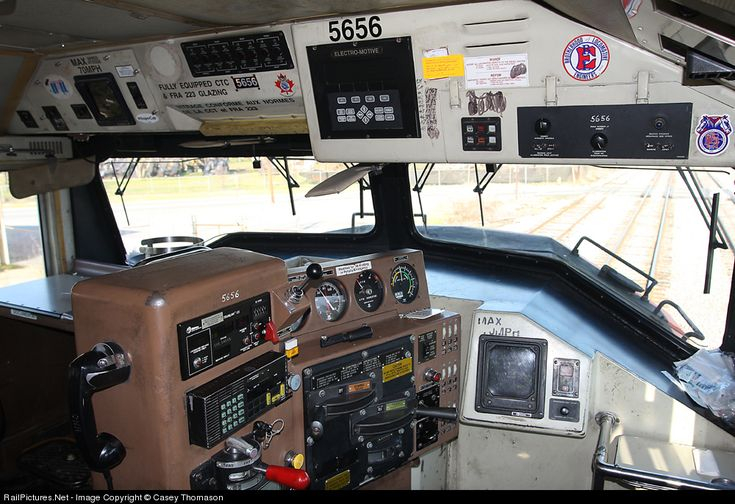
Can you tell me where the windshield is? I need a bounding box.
[409,163,735,349]
[101,157,374,264]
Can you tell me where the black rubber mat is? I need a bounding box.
[16,438,90,489]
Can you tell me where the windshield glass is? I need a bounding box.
[101,157,374,264]
[409,163,734,349]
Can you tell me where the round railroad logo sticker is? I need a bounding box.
[696,114,732,156]
[562,35,610,81]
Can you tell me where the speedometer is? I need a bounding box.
[354,270,384,312]
[314,280,347,322]
[390,264,419,304]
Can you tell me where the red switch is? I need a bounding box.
[424,368,441,383]
[264,320,279,344]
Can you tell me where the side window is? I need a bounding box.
[0,172,44,287]
[410,163,734,349]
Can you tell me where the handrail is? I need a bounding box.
[592,412,735,490]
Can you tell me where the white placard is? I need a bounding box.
[115,65,136,78]
[11,309,37,320]
[693,449,720,477]
[465,53,529,89]
[335,261,372,276]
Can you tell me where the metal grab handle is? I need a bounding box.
[653,300,705,341]
[571,236,658,299]
[592,412,734,490]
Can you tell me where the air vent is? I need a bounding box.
[28,140,65,156]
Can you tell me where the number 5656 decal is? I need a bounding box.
[328,16,382,42]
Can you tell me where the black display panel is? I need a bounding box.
[74,73,135,126]
[177,292,272,380]
[475,336,547,419]
[181,31,293,78]
[303,336,415,490]
[307,37,420,140]
[517,103,692,159]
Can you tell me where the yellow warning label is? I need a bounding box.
[382,357,412,383]
[325,469,351,490]
[422,54,465,79]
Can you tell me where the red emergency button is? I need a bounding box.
[264,320,279,344]
[424,368,441,383]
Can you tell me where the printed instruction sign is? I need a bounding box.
[465,53,529,89]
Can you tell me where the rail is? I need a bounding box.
[592,412,735,490]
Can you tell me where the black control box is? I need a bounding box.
[181,31,294,78]
[517,103,692,159]
[177,292,271,380]
[186,351,290,449]
[462,117,502,151]
[303,336,416,490]
[306,37,420,140]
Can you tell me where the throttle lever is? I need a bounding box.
[415,406,458,422]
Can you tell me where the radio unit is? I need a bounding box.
[186,351,290,449]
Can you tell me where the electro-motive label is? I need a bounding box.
[562,35,610,81]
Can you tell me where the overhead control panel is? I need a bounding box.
[10,25,305,135]
[517,103,692,159]
[180,31,294,78]
[461,309,591,436]
[292,0,735,166]
[12,49,168,134]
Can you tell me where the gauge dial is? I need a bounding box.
[314,280,347,322]
[390,264,419,304]
[354,270,384,312]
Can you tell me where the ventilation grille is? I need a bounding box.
[28,140,65,156]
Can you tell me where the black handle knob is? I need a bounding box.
[591,133,608,150]
[306,263,323,280]
[534,118,551,135]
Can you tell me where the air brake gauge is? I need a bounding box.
[314,280,347,322]
[354,270,384,312]
[390,264,419,304]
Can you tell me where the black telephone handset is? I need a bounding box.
[68,342,131,480]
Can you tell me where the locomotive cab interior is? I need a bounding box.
[0,0,735,492]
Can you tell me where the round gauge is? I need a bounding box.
[390,264,420,304]
[314,280,347,322]
[354,270,384,312]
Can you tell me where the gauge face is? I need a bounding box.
[354,270,384,312]
[314,280,347,322]
[390,264,419,304]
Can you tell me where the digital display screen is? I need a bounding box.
[475,336,547,418]
[486,345,536,399]
[74,73,134,126]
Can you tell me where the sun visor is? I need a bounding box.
[9,157,95,199]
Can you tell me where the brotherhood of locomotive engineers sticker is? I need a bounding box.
[562,35,610,81]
